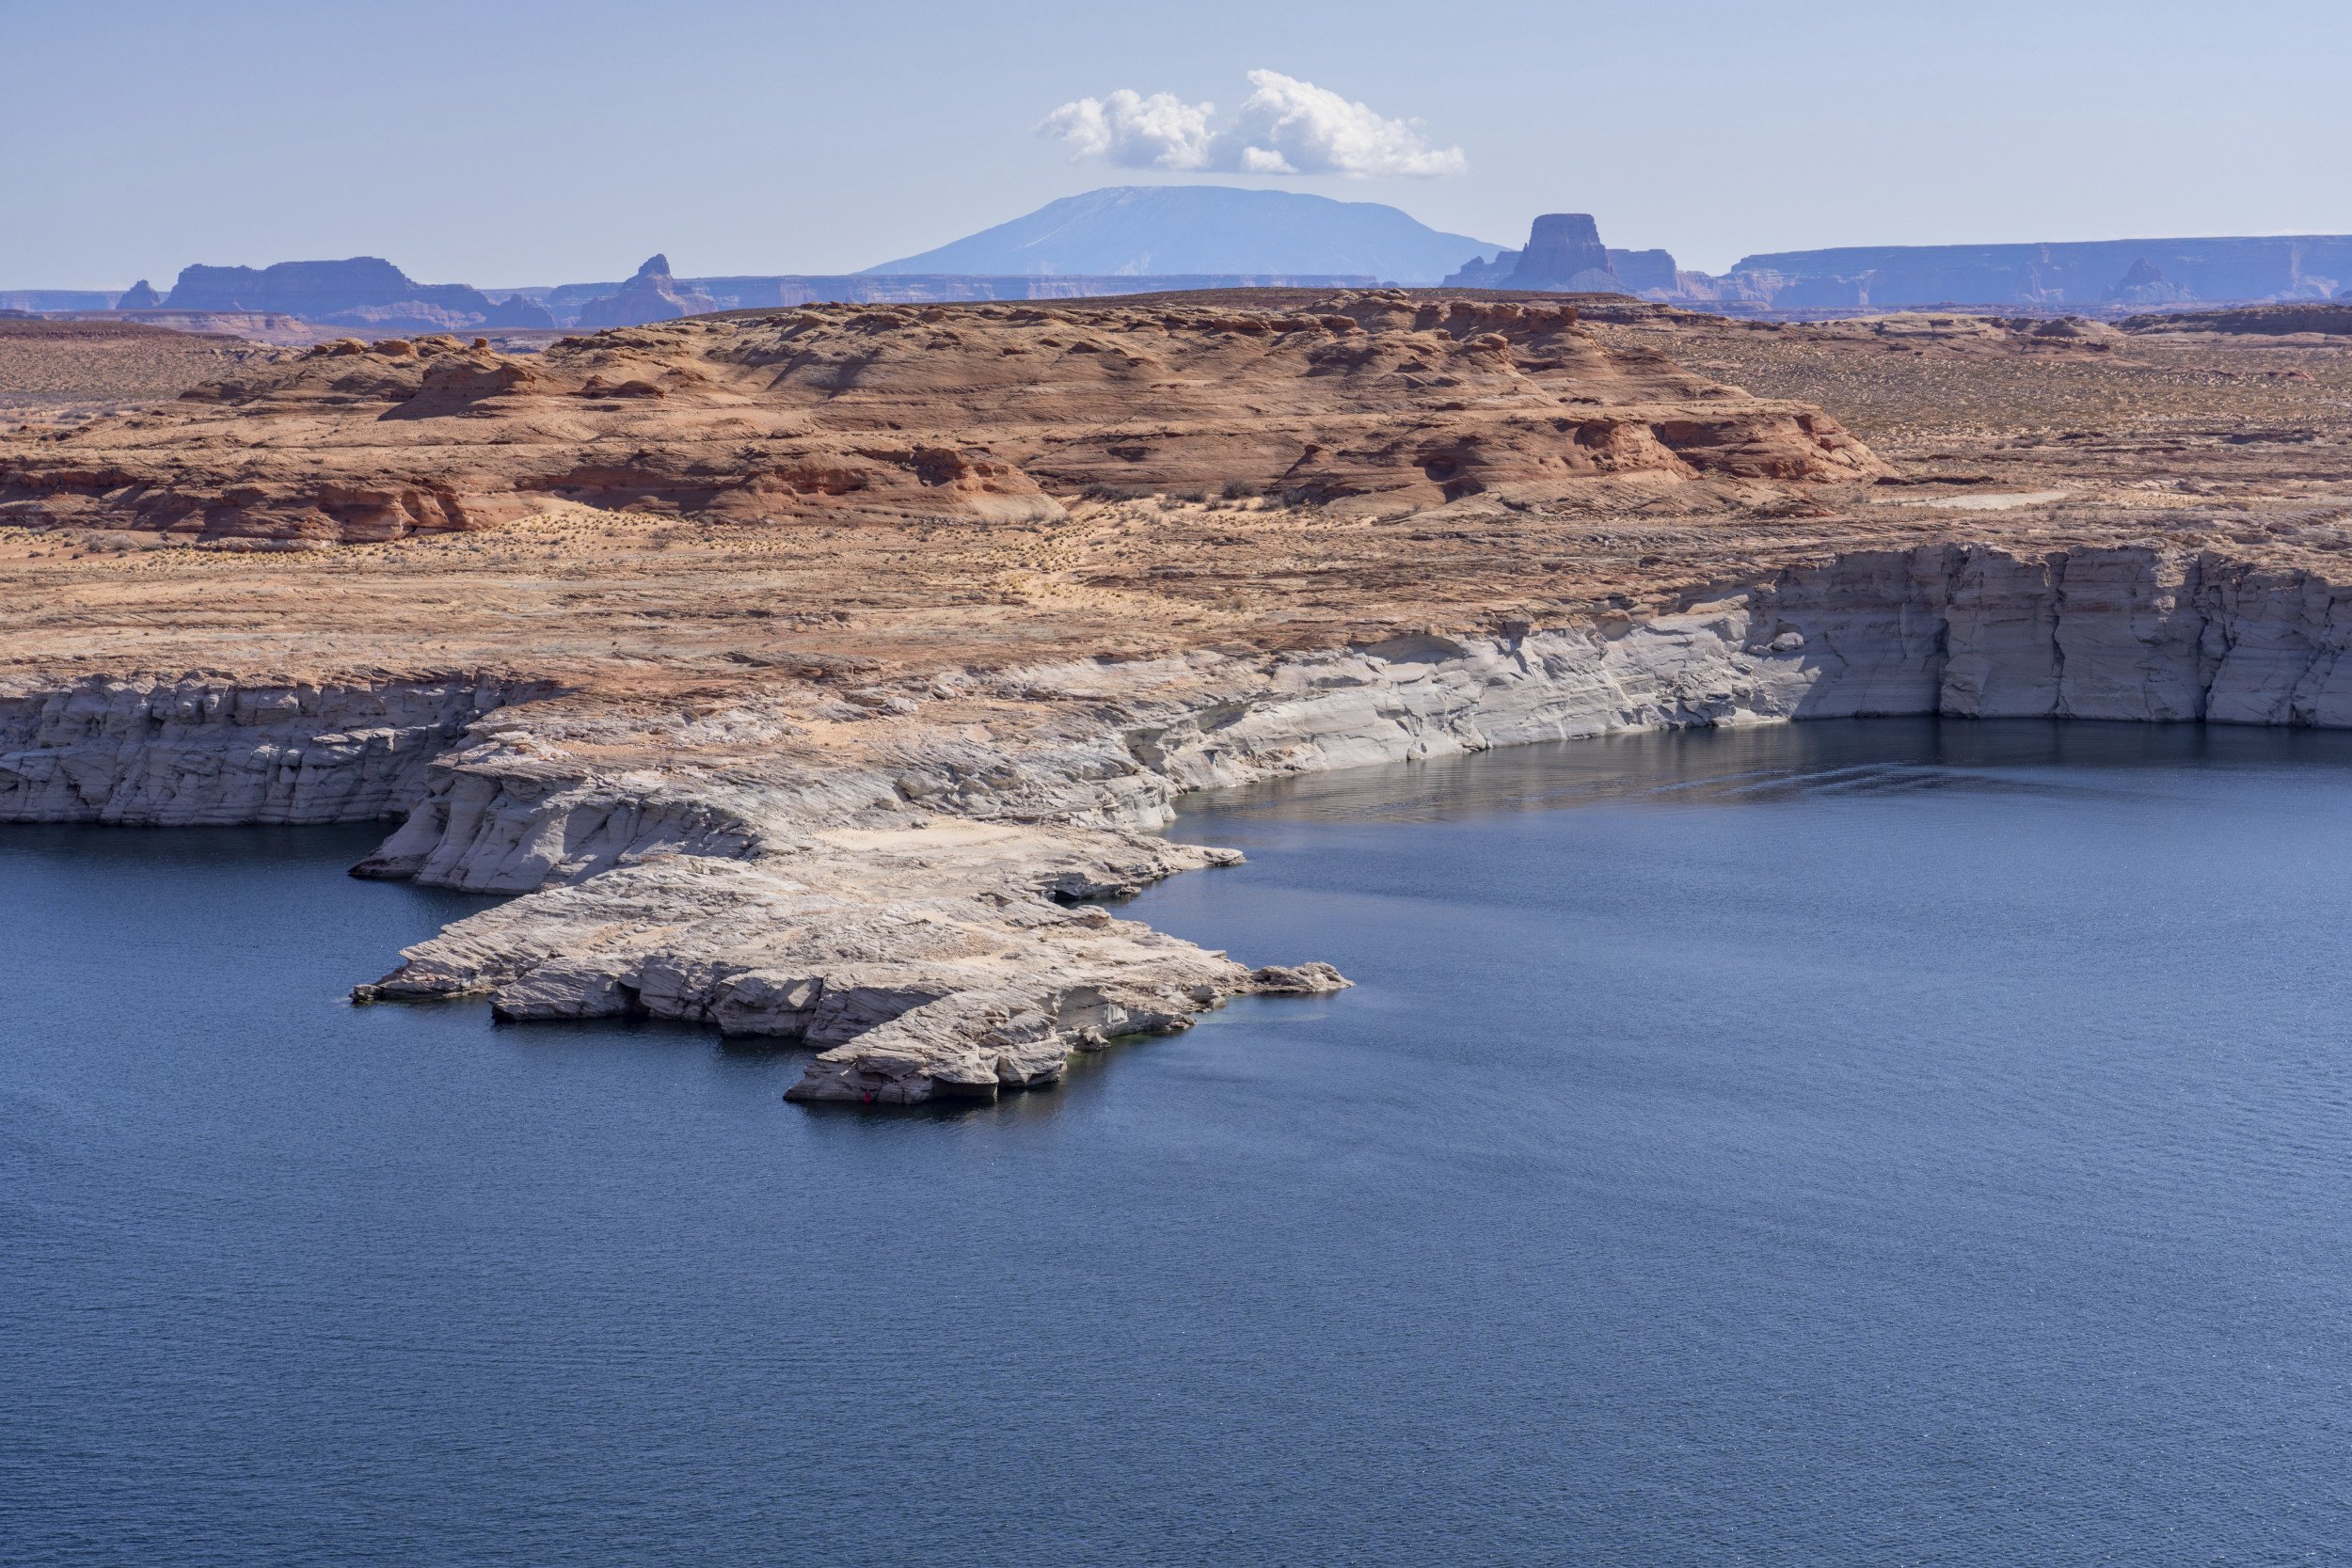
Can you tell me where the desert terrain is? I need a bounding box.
[6,292,2352,1101]
[8,296,2351,689]
[0,318,291,424]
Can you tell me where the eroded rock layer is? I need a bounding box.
[0,292,1881,542]
[7,294,2352,1103]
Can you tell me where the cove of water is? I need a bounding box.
[5,720,2350,1566]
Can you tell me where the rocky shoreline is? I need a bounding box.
[9,542,2352,1102]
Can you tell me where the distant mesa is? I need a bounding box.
[572,255,721,329]
[1447,213,2352,312]
[42,186,2352,344]
[161,257,555,333]
[1443,213,1685,299]
[861,185,1500,284]
[1694,235,2352,311]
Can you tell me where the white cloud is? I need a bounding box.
[1037,88,1216,172]
[1040,71,1465,179]
[1220,71,1467,178]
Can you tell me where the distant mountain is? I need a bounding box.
[861,186,1502,284]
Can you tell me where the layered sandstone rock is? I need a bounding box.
[0,290,1883,542]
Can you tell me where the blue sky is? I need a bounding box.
[6,0,2346,287]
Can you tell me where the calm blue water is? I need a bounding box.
[5,720,2350,1566]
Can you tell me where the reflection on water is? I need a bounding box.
[1183,717,2352,824]
[9,721,2352,1567]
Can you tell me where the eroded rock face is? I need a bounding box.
[1756,547,2352,724]
[0,290,1884,542]
[0,674,541,824]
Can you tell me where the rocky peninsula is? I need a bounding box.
[6,293,2352,1101]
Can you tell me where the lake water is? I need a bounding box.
[5,720,2349,1566]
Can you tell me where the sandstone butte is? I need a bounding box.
[6,290,2352,1103]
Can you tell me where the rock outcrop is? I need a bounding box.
[0,289,1883,542]
[2105,259,2190,306]
[0,675,540,824]
[1443,214,1638,294]
[571,256,720,329]
[115,280,165,310]
[1452,224,2352,311]
[353,826,1327,1104]
[1504,214,1619,292]
[1606,249,1680,295]
[1443,215,1687,299]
